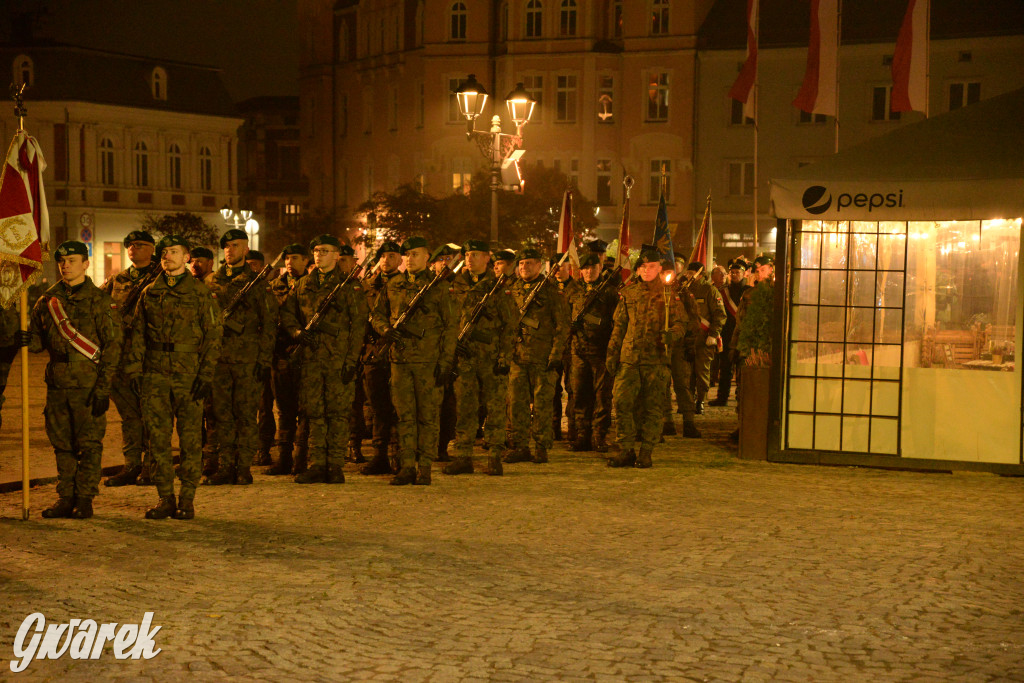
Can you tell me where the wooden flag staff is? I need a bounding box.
[11,83,31,520]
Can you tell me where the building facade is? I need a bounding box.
[299,0,716,248]
[0,44,242,284]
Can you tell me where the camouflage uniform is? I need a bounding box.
[204,264,277,482]
[449,268,515,471]
[370,268,457,477]
[505,274,570,460]
[269,270,309,471]
[607,277,692,463]
[359,268,402,472]
[101,261,157,475]
[566,274,619,451]
[0,303,20,435]
[123,272,222,505]
[671,277,726,415]
[552,276,579,441]
[279,267,367,478]
[29,279,121,502]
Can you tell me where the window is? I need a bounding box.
[521,75,543,122]
[799,110,828,124]
[526,0,543,39]
[730,98,754,125]
[651,0,669,35]
[447,77,464,123]
[450,2,467,41]
[646,72,669,122]
[613,0,624,38]
[99,137,115,186]
[103,242,123,282]
[727,161,754,196]
[597,75,614,123]
[168,143,182,189]
[150,67,167,100]
[339,93,348,137]
[363,88,374,133]
[568,158,579,186]
[338,21,348,61]
[596,159,612,205]
[416,1,424,45]
[388,86,399,131]
[560,0,577,36]
[199,146,213,192]
[556,74,577,123]
[416,81,425,128]
[500,2,509,40]
[949,81,981,110]
[452,158,473,194]
[133,141,149,187]
[871,86,901,122]
[13,55,33,87]
[649,159,671,203]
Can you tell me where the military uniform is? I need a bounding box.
[268,268,310,474]
[565,266,619,452]
[712,266,752,405]
[29,263,121,517]
[551,274,579,442]
[203,261,277,484]
[504,259,570,463]
[447,259,516,475]
[124,238,222,519]
[279,259,367,482]
[0,303,20,435]
[370,244,457,484]
[671,273,726,419]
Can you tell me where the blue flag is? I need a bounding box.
[653,183,674,266]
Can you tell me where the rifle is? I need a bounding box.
[518,250,571,331]
[221,250,285,333]
[367,255,465,364]
[452,273,508,367]
[294,251,374,351]
[570,266,624,332]
[120,261,163,327]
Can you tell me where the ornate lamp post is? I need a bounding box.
[454,74,535,243]
[220,205,260,251]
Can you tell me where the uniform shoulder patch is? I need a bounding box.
[111,303,118,309]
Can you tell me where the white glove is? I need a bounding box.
[705,335,719,347]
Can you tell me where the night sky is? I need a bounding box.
[2,0,299,102]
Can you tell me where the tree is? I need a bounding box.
[140,212,219,250]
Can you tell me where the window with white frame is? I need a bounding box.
[948,81,981,110]
[450,2,467,41]
[133,141,149,187]
[448,77,464,123]
[526,0,543,38]
[199,146,213,192]
[167,143,182,189]
[99,137,115,186]
[871,86,901,121]
[613,0,624,38]
[727,160,754,196]
[560,0,577,36]
[556,74,577,123]
[646,71,669,122]
[597,75,614,123]
[649,159,671,203]
[799,109,827,124]
[730,98,754,125]
[452,158,473,194]
[521,75,543,122]
[651,0,669,35]
[500,1,509,40]
[150,67,167,100]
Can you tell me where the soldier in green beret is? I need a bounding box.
[123,235,222,519]
[189,246,215,282]
[549,253,579,443]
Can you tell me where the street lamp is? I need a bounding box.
[454,74,535,242]
[220,205,260,251]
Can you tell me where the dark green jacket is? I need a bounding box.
[567,277,620,357]
[607,279,693,367]
[508,274,570,366]
[370,268,457,365]
[279,266,367,367]
[450,269,516,364]
[207,264,277,366]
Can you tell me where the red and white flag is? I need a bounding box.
[0,130,50,309]
[614,189,631,281]
[687,193,714,270]
[793,0,839,116]
[891,0,929,113]
[555,189,579,269]
[728,0,759,122]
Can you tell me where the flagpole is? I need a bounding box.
[13,85,30,520]
[924,0,931,118]
[834,0,842,153]
[752,1,760,252]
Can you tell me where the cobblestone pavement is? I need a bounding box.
[2,366,1024,680]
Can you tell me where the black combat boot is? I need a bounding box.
[202,464,236,486]
[136,462,154,486]
[501,446,532,463]
[709,391,729,407]
[327,463,346,484]
[295,466,327,484]
[436,441,452,463]
[202,451,218,477]
[174,494,195,520]
[104,465,141,487]
[145,495,177,520]
[570,433,592,452]
[292,445,309,475]
[349,439,366,463]
[390,466,417,486]
[607,447,637,468]
[662,420,677,436]
[267,444,293,475]
[414,464,432,485]
[361,449,393,475]
[442,456,474,475]
[592,432,609,453]
[694,393,705,415]
[253,448,273,467]
[683,422,702,438]
[552,422,563,441]
[71,497,94,519]
[235,466,253,485]
[41,497,75,519]
[484,453,503,476]
[532,445,549,464]
[635,447,653,469]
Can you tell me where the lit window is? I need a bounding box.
[597,75,614,123]
[450,2,467,41]
[646,72,669,122]
[651,0,669,35]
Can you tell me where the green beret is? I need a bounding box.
[282,243,309,257]
[246,250,265,262]
[55,240,89,261]
[585,238,608,253]
[463,239,490,253]
[401,236,429,254]
[190,247,214,260]
[517,247,543,261]
[753,254,774,267]
[338,245,355,257]
[309,234,342,250]
[220,228,249,247]
[633,244,661,267]
[687,261,705,272]
[729,257,748,270]
[431,243,458,261]
[156,235,190,258]
[123,230,155,247]
[492,249,516,263]
[579,253,601,268]
[376,240,401,258]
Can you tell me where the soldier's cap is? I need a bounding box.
[584,238,608,253]
[579,253,601,268]
[729,257,749,270]
[220,228,249,248]
[156,235,190,257]
[673,251,688,261]
[430,242,458,261]
[282,243,310,257]
[492,248,516,263]
[190,246,214,260]
[123,230,155,247]
[338,244,355,257]
[687,261,705,272]
[401,236,430,254]
[753,254,774,267]
[517,247,543,262]
[308,234,342,251]
[462,239,490,254]
[55,240,89,261]
[376,240,401,257]
[633,243,661,267]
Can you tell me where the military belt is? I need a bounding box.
[147,342,199,353]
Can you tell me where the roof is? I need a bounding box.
[770,87,1024,221]
[699,0,1024,50]
[1,42,237,117]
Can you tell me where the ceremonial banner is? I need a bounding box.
[0,130,49,309]
[728,0,759,121]
[615,189,631,281]
[652,182,674,266]
[688,193,714,269]
[793,0,839,116]
[891,0,929,113]
[555,189,579,268]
